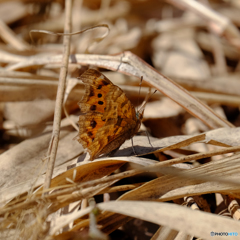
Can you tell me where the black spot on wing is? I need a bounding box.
[90,120,97,128]
[102,80,109,86]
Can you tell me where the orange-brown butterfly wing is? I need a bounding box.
[78,69,141,160]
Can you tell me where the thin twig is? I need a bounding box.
[43,0,73,192]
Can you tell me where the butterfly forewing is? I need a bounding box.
[78,69,112,113]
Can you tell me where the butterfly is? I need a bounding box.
[77,69,147,160]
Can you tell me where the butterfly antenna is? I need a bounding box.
[138,89,157,114]
[131,138,137,155]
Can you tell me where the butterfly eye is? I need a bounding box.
[87,132,93,137]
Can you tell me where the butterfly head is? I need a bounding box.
[136,108,144,121]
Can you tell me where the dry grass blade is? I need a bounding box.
[119,154,240,202]
[5,52,233,129]
[119,52,233,129]
[0,19,30,51]
[97,201,240,240]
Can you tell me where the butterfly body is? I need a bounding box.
[78,69,143,160]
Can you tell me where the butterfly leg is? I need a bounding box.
[131,138,137,155]
[145,130,154,149]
